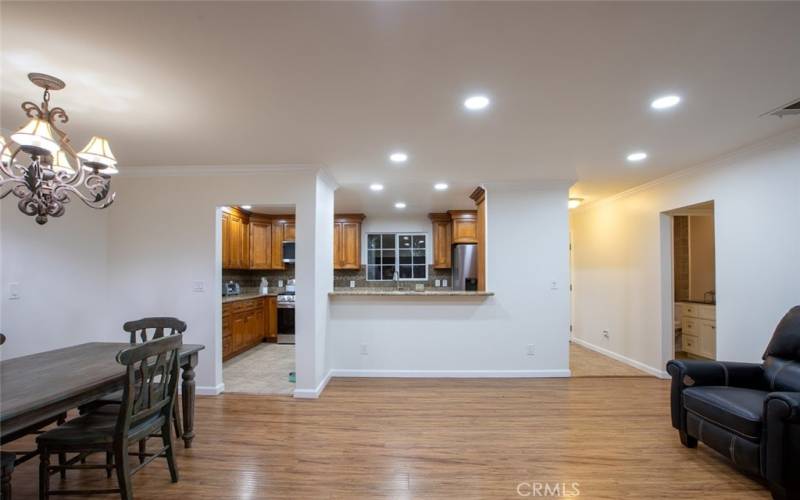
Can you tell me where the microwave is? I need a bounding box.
[282,241,295,263]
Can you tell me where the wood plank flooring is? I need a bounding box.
[7,377,770,499]
[569,342,652,377]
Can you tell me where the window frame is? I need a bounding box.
[365,232,428,282]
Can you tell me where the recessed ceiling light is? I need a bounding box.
[464,95,490,111]
[389,152,408,163]
[394,202,406,209]
[568,198,584,209]
[627,151,648,162]
[369,183,384,191]
[651,95,681,110]
[434,183,449,191]
[241,205,252,210]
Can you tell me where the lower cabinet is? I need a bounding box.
[680,303,716,359]
[222,296,278,361]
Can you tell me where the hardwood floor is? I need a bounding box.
[569,342,652,377]
[7,377,769,499]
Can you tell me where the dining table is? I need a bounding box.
[0,342,205,449]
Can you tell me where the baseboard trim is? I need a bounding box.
[570,337,669,378]
[197,383,225,396]
[293,370,333,399]
[329,369,572,378]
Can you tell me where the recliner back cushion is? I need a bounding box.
[763,356,800,392]
[761,306,800,391]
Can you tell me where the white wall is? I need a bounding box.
[0,198,112,359]
[571,129,800,374]
[105,168,329,396]
[327,183,572,376]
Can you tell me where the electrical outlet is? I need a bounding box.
[8,282,20,300]
[442,279,448,287]
[360,344,368,355]
[550,281,558,290]
[278,280,284,287]
[350,280,356,288]
[526,344,535,356]
[192,280,205,292]
[602,329,610,339]
[435,279,441,287]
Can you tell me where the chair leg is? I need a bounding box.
[138,440,146,464]
[172,403,183,439]
[38,447,49,500]
[114,443,133,500]
[2,465,12,500]
[57,452,67,480]
[161,421,179,483]
[106,451,114,479]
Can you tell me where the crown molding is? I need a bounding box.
[574,126,800,213]
[118,164,322,178]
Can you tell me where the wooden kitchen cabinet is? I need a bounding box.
[222,296,273,361]
[249,216,273,270]
[333,214,365,270]
[428,213,452,269]
[448,210,478,244]
[222,207,250,269]
[283,222,296,242]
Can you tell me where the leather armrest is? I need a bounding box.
[666,360,764,430]
[766,392,800,422]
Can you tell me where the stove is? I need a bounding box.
[277,293,295,309]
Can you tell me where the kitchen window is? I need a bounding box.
[366,233,427,281]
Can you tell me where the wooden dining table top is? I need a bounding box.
[0,342,204,434]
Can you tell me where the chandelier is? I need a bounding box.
[0,73,118,225]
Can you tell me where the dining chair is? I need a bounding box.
[81,317,187,463]
[1,452,14,499]
[37,334,182,500]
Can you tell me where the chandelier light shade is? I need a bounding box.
[50,150,76,174]
[78,136,117,169]
[11,118,60,155]
[0,73,117,225]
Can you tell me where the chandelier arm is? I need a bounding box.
[21,101,43,119]
[52,178,115,210]
[0,148,26,178]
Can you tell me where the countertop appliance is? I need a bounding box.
[282,241,295,263]
[452,244,478,291]
[223,281,241,297]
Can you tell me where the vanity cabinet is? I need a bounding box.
[680,302,716,359]
[334,214,365,270]
[428,213,452,269]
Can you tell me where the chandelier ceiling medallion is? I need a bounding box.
[0,73,118,225]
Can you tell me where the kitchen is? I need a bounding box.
[220,205,297,395]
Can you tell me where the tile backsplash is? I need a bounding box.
[334,265,452,290]
[223,267,294,292]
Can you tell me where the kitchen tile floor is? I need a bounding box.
[223,343,295,395]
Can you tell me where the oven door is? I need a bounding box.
[277,305,295,334]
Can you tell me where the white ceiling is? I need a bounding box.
[2,1,799,215]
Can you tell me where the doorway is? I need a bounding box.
[220,204,297,395]
[666,201,716,361]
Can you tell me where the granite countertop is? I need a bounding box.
[329,289,494,297]
[222,291,279,304]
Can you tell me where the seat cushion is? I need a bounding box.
[683,386,767,440]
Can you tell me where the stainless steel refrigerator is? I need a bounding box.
[452,243,478,291]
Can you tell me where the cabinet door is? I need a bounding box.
[265,296,278,341]
[222,313,232,359]
[283,222,296,242]
[683,334,699,355]
[333,222,343,267]
[432,220,452,268]
[228,214,243,269]
[271,222,285,269]
[452,218,478,243]
[222,212,231,269]
[231,314,247,351]
[249,221,272,269]
[699,320,716,359]
[339,222,360,269]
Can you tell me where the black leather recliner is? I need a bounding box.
[667,306,800,500]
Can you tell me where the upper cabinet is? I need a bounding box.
[249,216,273,270]
[448,210,478,244]
[334,214,365,270]
[222,209,294,270]
[222,207,250,269]
[428,213,452,269]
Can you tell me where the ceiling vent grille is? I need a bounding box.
[763,98,800,118]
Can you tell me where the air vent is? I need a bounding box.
[763,98,800,118]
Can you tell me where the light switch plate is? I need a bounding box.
[9,282,20,300]
[192,280,205,292]
[350,280,356,288]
